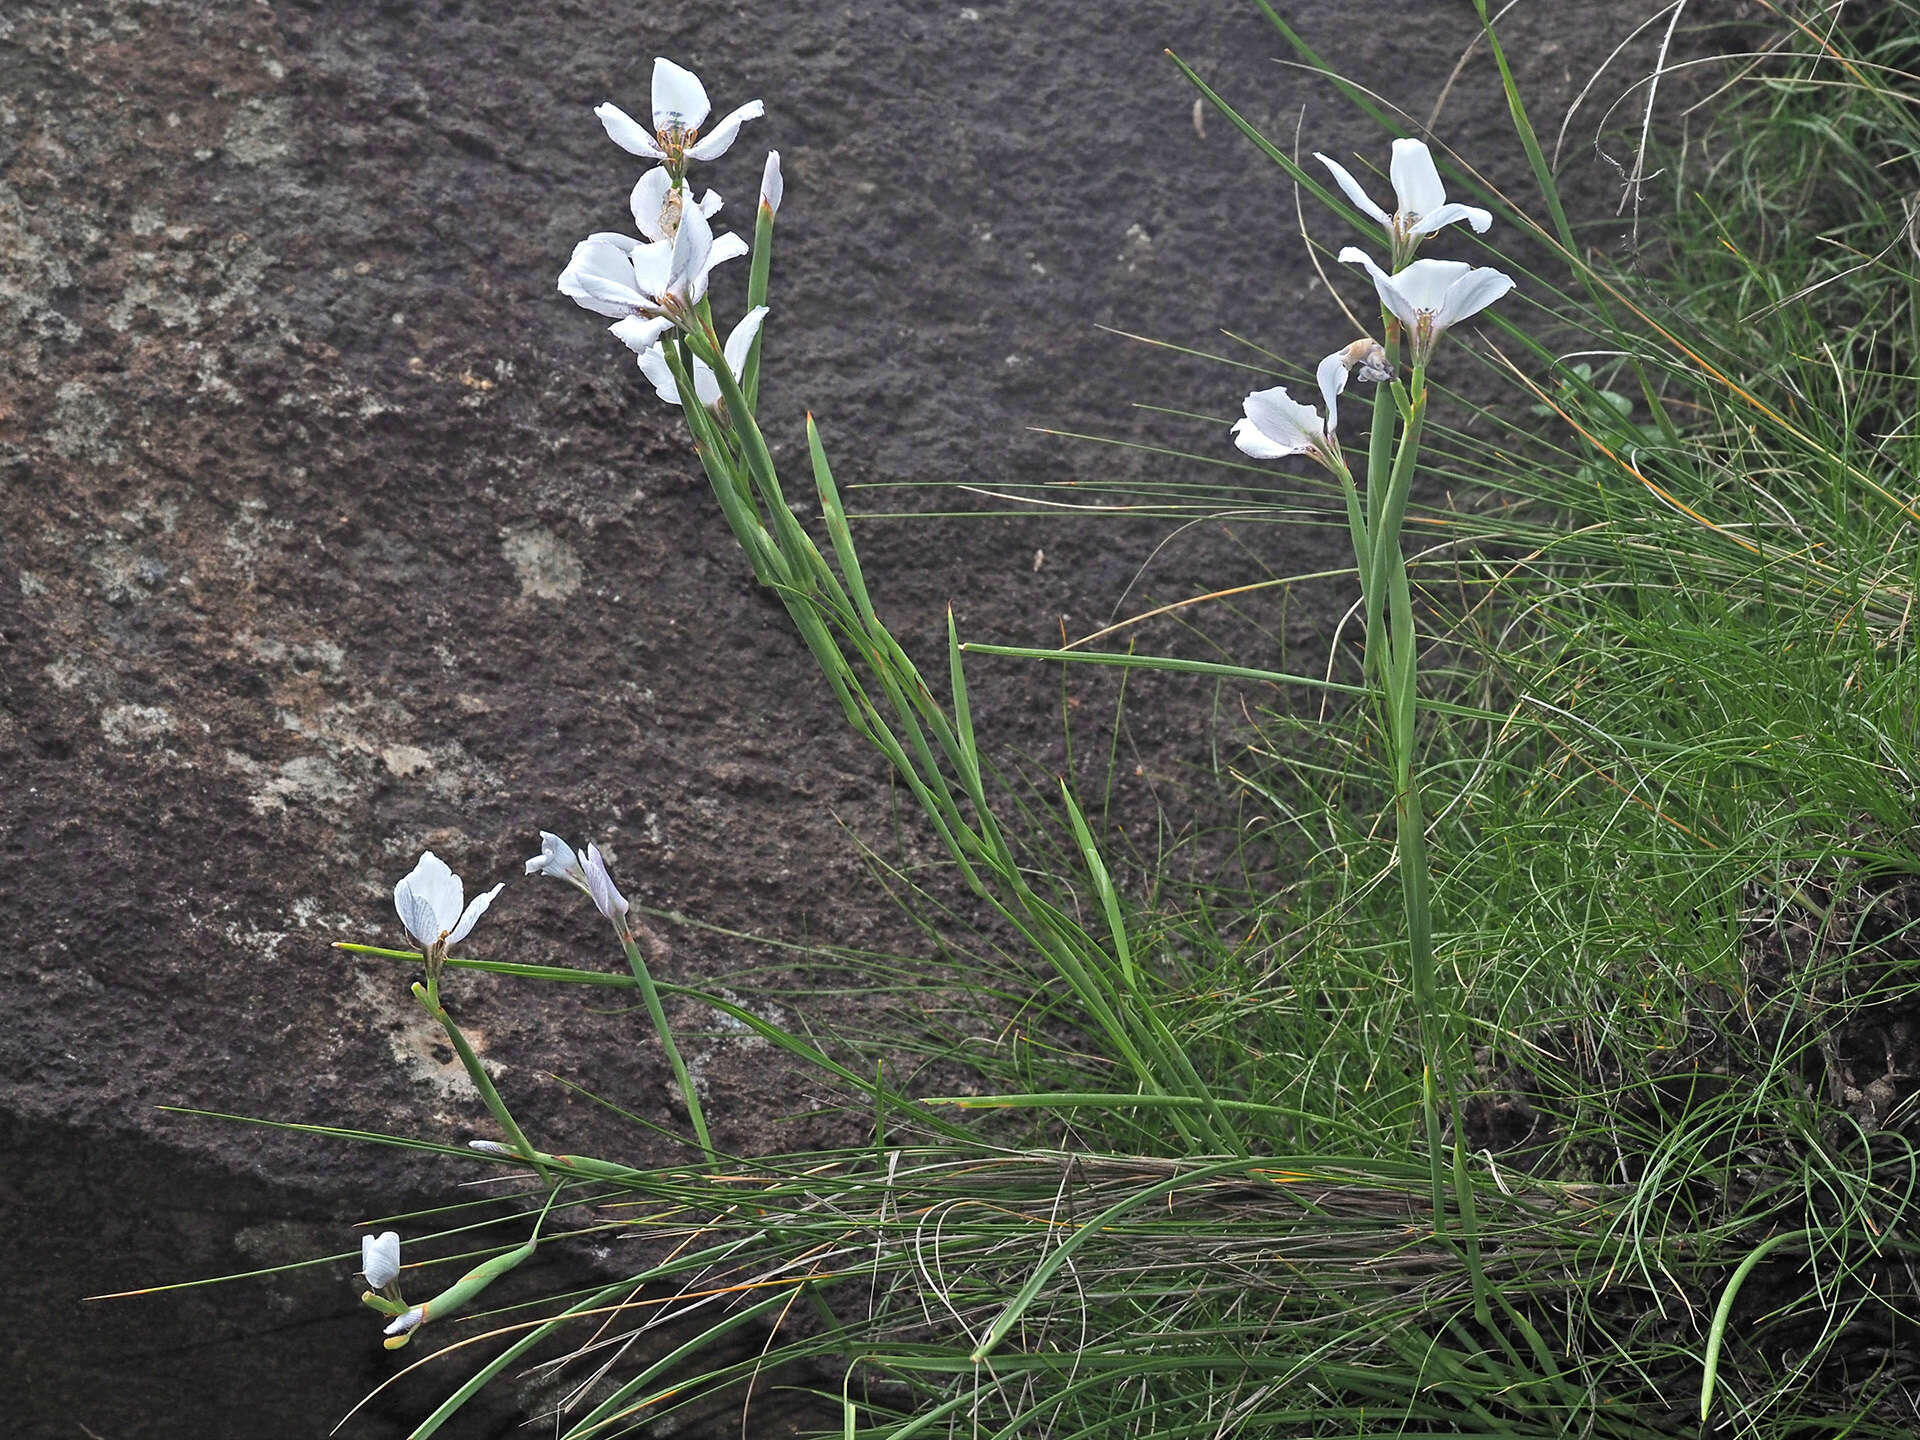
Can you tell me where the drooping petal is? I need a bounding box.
[1315,350,1351,436]
[637,344,683,405]
[525,831,583,880]
[629,168,675,242]
[558,233,647,317]
[406,853,463,939]
[651,58,711,133]
[759,150,783,216]
[447,881,504,946]
[1338,246,1417,332]
[1431,264,1515,332]
[1313,152,1392,229]
[1389,138,1447,222]
[610,315,673,352]
[583,844,630,921]
[1234,386,1326,458]
[685,99,764,162]
[1406,200,1492,237]
[595,102,666,160]
[361,1232,401,1290]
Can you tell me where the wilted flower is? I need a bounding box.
[630,166,721,243]
[525,832,631,927]
[759,150,783,218]
[1232,349,1353,471]
[558,204,748,355]
[360,1232,400,1291]
[384,1305,426,1339]
[1338,248,1514,367]
[638,306,767,410]
[393,852,503,955]
[596,58,763,176]
[1315,138,1492,266]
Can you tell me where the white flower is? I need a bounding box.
[1315,138,1492,264]
[630,166,722,243]
[360,1232,400,1290]
[638,306,767,409]
[558,204,749,354]
[525,832,631,924]
[1338,248,1513,367]
[596,58,763,170]
[1232,350,1352,469]
[759,150,783,217]
[384,1305,426,1338]
[393,851,503,953]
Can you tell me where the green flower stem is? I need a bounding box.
[409,982,551,1186]
[616,926,716,1167]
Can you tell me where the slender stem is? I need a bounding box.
[616,923,716,1166]
[409,983,552,1187]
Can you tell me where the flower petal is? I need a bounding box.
[1406,201,1493,237]
[558,233,646,317]
[651,58,710,133]
[361,1232,401,1290]
[697,187,723,219]
[525,831,582,880]
[685,99,764,163]
[410,852,463,937]
[637,343,683,405]
[1385,257,1472,316]
[1235,386,1324,458]
[1313,152,1392,229]
[595,103,665,161]
[1431,264,1514,333]
[722,305,769,381]
[583,844,630,921]
[1337,246,1416,332]
[629,168,674,243]
[1389,138,1446,222]
[759,150,783,216]
[664,203,714,302]
[385,1306,426,1338]
[447,881,504,945]
[610,315,673,352]
[394,878,440,948]
[1315,350,1351,436]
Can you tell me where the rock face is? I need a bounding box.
[2,1,1703,1433]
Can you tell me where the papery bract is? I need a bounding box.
[1338,247,1514,367]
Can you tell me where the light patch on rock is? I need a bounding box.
[382,744,433,777]
[350,970,501,1105]
[101,703,175,745]
[247,754,357,816]
[49,382,123,466]
[18,570,45,596]
[44,659,85,691]
[502,524,583,600]
[222,96,292,166]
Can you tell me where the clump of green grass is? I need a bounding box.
[127,4,1920,1437]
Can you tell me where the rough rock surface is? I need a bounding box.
[2,1,1715,1434]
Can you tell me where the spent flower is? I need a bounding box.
[1316,138,1492,267]
[1338,248,1513,368]
[596,58,763,178]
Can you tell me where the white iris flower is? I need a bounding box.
[596,58,763,172]
[1232,350,1353,471]
[557,203,748,355]
[393,852,503,954]
[1315,138,1492,266]
[360,1232,401,1291]
[638,306,767,410]
[1338,248,1514,367]
[525,831,631,924]
[629,166,722,244]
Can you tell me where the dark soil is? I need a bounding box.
[0,1,1748,1434]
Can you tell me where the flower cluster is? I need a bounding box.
[1234,139,1512,472]
[558,58,778,413]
